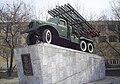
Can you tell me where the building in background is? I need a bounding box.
[90,21,120,68]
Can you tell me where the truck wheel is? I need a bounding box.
[80,40,87,52]
[87,43,94,53]
[43,29,52,43]
[26,34,36,45]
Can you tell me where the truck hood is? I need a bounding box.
[21,20,57,34]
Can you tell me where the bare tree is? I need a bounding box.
[74,0,98,21]
[37,4,53,21]
[110,0,120,20]
[38,7,50,21]
[86,11,98,21]
[0,1,31,76]
[98,10,109,20]
[74,0,86,18]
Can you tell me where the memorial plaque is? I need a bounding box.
[21,54,33,76]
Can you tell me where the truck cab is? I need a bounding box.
[47,17,68,38]
[48,17,79,42]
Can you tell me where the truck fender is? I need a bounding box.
[38,25,59,38]
[21,24,59,37]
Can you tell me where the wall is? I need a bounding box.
[14,43,105,84]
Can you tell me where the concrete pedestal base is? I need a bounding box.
[14,43,105,84]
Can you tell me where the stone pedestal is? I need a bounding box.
[14,43,105,84]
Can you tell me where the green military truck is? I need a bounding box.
[22,4,99,53]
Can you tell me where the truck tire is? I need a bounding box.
[42,29,52,43]
[87,43,94,53]
[80,40,87,52]
[26,34,36,45]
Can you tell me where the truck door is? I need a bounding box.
[57,19,67,38]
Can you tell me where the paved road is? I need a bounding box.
[87,76,120,84]
[0,76,120,84]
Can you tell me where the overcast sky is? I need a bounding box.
[0,0,113,20]
[0,0,111,12]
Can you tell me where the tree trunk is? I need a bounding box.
[7,49,14,76]
[6,56,9,73]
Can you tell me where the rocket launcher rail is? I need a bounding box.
[48,3,100,37]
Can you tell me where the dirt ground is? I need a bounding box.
[0,72,18,84]
[0,78,18,84]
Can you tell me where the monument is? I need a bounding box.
[14,43,105,84]
[15,3,105,84]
